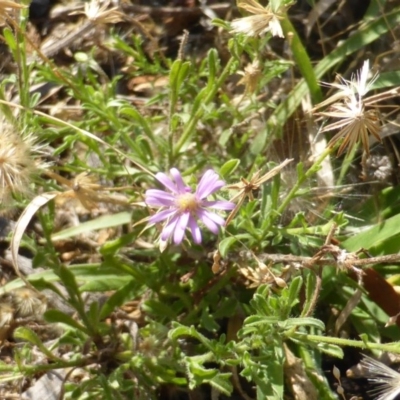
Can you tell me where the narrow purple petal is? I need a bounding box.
[170,168,188,193]
[196,209,222,234]
[202,200,235,210]
[202,209,226,226]
[201,216,219,234]
[145,189,176,207]
[197,209,225,228]
[173,212,190,245]
[149,209,177,224]
[155,172,179,193]
[188,216,202,244]
[196,170,225,199]
[160,214,180,242]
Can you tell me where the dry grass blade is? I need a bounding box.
[334,288,362,335]
[11,192,58,288]
[0,0,26,25]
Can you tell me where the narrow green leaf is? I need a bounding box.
[119,107,155,140]
[168,322,194,340]
[343,213,400,252]
[282,317,325,331]
[99,279,137,320]
[207,372,233,395]
[3,28,17,52]
[57,265,82,305]
[280,16,322,104]
[218,237,237,258]
[243,315,279,327]
[207,49,218,89]
[316,342,344,358]
[51,212,132,241]
[44,309,90,335]
[142,299,177,320]
[301,271,317,317]
[14,327,62,361]
[219,159,240,178]
[286,276,303,309]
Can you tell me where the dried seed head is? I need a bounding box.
[0,301,14,328]
[74,0,124,25]
[0,125,41,204]
[238,59,262,94]
[359,354,400,400]
[312,60,382,156]
[10,287,47,319]
[230,0,286,38]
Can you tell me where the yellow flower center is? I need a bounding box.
[176,193,198,213]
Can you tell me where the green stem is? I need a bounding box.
[296,333,400,354]
[172,57,235,159]
[280,15,322,104]
[0,356,92,374]
[16,0,30,113]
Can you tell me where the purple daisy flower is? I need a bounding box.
[145,168,235,245]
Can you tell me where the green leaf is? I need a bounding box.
[3,28,17,52]
[282,317,325,331]
[44,309,90,335]
[119,106,155,140]
[218,237,237,258]
[142,299,177,320]
[169,60,191,94]
[201,308,220,332]
[99,279,137,320]
[51,212,132,241]
[168,322,195,340]
[168,323,213,350]
[372,71,400,90]
[301,271,317,317]
[79,275,132,292]
[250,128,268,155]
[286,276,303,310]
[213,297,238,319]
[207,372,233,395]
[316,342,344,358]
[243,316,280,327]
[280,15,322,104]
[86,301,100,329]
[14,327,62,361]
[206,49,218,90]
[219,159,240,178]
[343,213,400,253]
[100,232,137,256]
[57,265,83,308]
